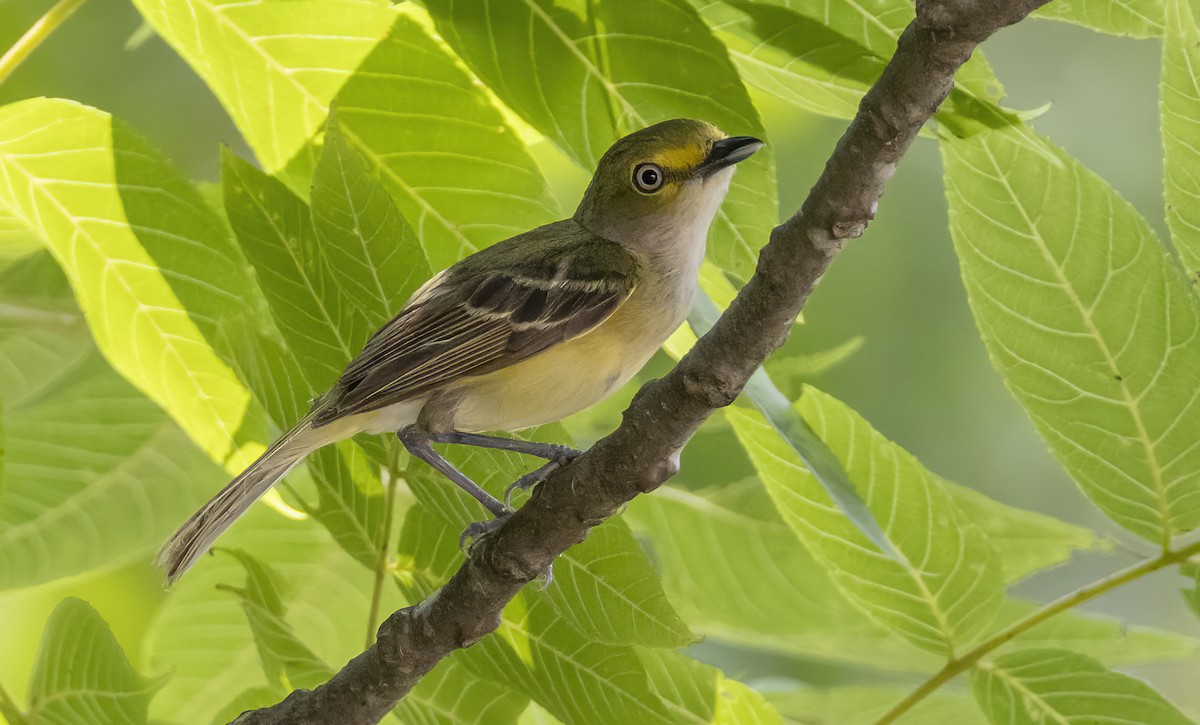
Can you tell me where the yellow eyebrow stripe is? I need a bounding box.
[650,146,707,171]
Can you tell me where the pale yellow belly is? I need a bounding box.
[447,299,677,432]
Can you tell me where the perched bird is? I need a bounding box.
[157,119,763,583]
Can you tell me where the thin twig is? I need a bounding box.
[0,0,89,86]
[235,0,1053,721]
[872,538,1200,724]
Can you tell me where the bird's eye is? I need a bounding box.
[633,163,664,193]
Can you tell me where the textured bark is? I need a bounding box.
[235,0,1052,721]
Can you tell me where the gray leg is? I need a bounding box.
[427,431,580,463]
[398,426,508,518]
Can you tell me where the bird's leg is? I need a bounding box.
[426,431,581,464]
[397,426,508,518]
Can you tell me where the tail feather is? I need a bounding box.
[156,420,319,585]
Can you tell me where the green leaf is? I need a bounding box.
[145,508,333,723]
[1036,0,1164,38]
[403,439,693,648]
[215,541,529,723]
[689,289,899,576]
[397,505,730,725]
[942,125,1200,545]
[220,549,335,690]
[334,14,560,269]
[729,386,1004,655]
[424,0,777,279]
[28,598,163,725]
[767,685,986,725]
[0,98,270,470]
[636,648,782,725]
[129,0,395,173]
[221,515,531,725]
[222,149,370,394]
[1162,0,1200,279]
[222,150,390,567]
[311,114,431,329]
[970,648,1191,724]
[0,258,224,590]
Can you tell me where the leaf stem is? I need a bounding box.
[366,444,402,648]
[0,0,89,86]
[872,539,1200,724]
[0,678,27,725]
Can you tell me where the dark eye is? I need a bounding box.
[633,163,664,193]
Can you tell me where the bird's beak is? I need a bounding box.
[696,135,764,178]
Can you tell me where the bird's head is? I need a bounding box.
[574,119,763,253]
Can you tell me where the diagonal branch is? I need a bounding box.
[235,0,1052,721]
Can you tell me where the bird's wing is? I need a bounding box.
[313,221,639,424]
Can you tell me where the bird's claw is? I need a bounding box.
[457,512,554,586]
[503,451,580,508]
[459,512,511,554]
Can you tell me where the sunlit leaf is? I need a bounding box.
[335,14,560,269]
[1162,0,1200,279]
[970,648,1191,724]
[28,598,163,724]
[129,0,396,173]
[943,125,1200,544]
[729,386,1004,655]
[0,98,269,469]
[1037,0,1164,38]
[424,0,777,279]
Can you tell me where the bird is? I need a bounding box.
[156,118,764,584]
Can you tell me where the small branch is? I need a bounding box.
[0,0,89,86]
[235,0,1051,721]
[873,538,1200,724]
[365,445,402,649]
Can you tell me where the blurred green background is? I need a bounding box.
[0,0,1195,716]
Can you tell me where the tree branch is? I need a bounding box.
[235,0,1051,721]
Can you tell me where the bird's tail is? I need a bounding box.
[155,418,322,585]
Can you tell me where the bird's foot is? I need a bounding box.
[458,512,553,588]
[503,451,580,508]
